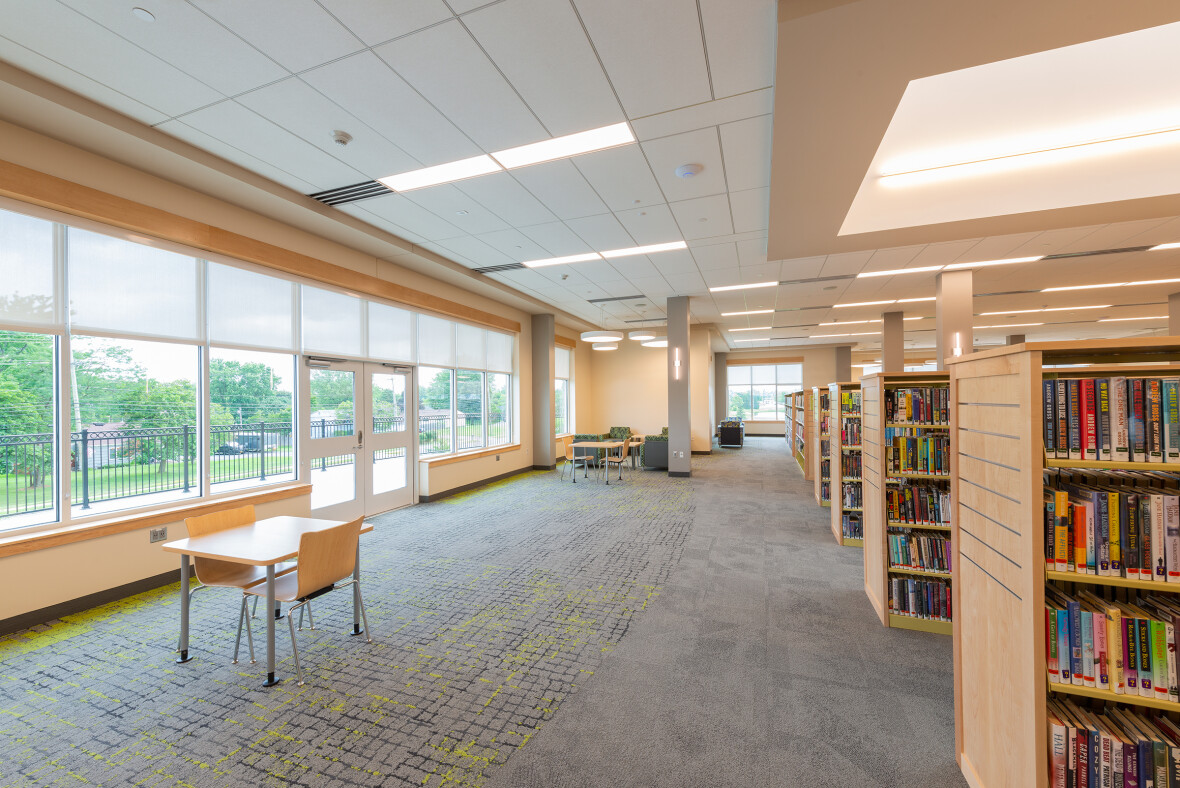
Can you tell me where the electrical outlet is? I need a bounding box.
[496,454,500,461]
[149,527,168,543]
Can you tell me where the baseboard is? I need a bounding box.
[419,466,535,502]
[691,450,711,455]
[531,463,557,471]
[0,568,181,636]
[668,471,691,478]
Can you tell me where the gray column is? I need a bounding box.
[1170,292,1180,335]
[882,311,904,372]
[530,314,555,469]
[667,296,691,477]
[714,352,728,425]
[835,345,851,382]
[1006,334,1026,345]
[935,270,973,370]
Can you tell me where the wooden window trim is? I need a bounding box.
[555,335,577,349]
[419,444,521,467]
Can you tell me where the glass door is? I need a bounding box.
[367,366,414,512]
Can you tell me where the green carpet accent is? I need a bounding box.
[0,463,690,787]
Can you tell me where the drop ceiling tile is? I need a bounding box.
[572,145,666,211]
[956,232,1042,263]
[157,117,320,193]
[698,0,777,98]
[0,2,222,118]
[302,52,479,168]
[652,249,700,276]
[188,0,364,73]
[362,194,464,242]
[435,236,517,268]
[610,257,660,279]
[402,185,510,235]
[572,0,711,118]
[489,267,556,290]
[739,262,781,282]
[719,115,772,192]
[317,0,454,46]
[568,259,623,282]
[641,128,727,202]
[57,0,288,97]
[591,280,645,299]
[630,89,772,141]
[455,173,557,227]
[863,246,924,273]
[669,194,734,240]
[628,275,677,298]
[518,222,598,256]
[472,229,550,262]
[375,21,545,151]
[419,240,479,267]
[336,203,426,244]
[615,204,683,245]
[0,36,168,125]
[447,0,500,13]
[727,188,768,234]
[663,271,707,294]
[819,251,874,278]
[701,268,740,287]
[564,214,636,251]
[464,0,622,136]
[690,242,739,270]
[236,78,419,179]
[907,240,980,267]
[779,256,826,280]
[1060,218,1171,252]
[510,161,609,219]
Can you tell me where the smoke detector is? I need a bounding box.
[332,130,353,146]
[675,163,703,179]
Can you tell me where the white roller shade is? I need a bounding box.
[368,301,414,362]
[302,285,363,356]
[486,331,514,373]
[455,323,486,369]
[0,208,57,329]
[417,315,455,366]
[208,262,296,350]
[554,346,571,379]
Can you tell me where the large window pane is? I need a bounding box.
[728,365,751,385]
[70,336,199,515]
[554,347,571,379]
[727,385,751,419]
[371,373,406,434]
[751,365,776,385]
[69,228,200,340]
[0,209,56,328]
[208,348,295,492]
[456,369,484,451]
[418,316,455,366]
[302,286,363,356]
[208,263,296,351]
[487,332,513,373]
[555,378,569,435]
[751,384,777,419]
[309,369,355,439]
[455,324,486,370]
[368,302,413,362]
[418,366,452,455]
[488,373,510,446]
[0,330,57,529]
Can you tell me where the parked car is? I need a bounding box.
[214,441,247,455]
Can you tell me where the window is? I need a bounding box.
[208,348,296,492]
[456,370,484,451]
[0,330,57,529]
[418,366,453,455]
[727,364,802,420]
[487,373,510,447]
[554,346,571,435]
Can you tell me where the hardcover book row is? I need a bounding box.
[885,429,951,477]
[886,484,952,527]
[888,531,952,574]
[1048,697,1180,788]
[1043,377,1180,463]
[889,576,950,622]
[885,386,950,425]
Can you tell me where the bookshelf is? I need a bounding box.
[831,381,863,547]
[861,371,952,635]
[813,385,832,508]
[946,339,1180,788]
[790,389,812,480]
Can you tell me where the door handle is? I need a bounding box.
[353,430,364,450]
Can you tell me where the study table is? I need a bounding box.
[570,440,623,484]
[161,515,374,687]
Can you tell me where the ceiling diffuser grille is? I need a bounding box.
[308,180,392,206]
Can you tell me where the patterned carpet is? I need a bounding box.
[0,462,693,787]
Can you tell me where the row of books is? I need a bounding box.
[888,577,950,622]
[839,391,860,415]
[1043,481,1180,581]
[819,481,830,502]
[884,386,949,425]
[1042,376,1180,463]
[886,484,952,526]
[885,429,951,477]
[841,453,862,478]
[1047,697,1180,788]
[888,531,952,574]
[842,513,862,540]
[841,481,862,510]
[818,392,830,434]
[840,419,862,446]
[1045,586,1180,699]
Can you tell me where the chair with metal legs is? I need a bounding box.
[560,441,590,483]
[180,505,298,663]
[603,437,631,484]
[243,517,373,685]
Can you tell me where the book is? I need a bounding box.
[1068,379,1083,461]
[1081,378,1097,461]
[1112,376,1130,462]
[1096,378,1112,463]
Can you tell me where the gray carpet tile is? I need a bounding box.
[0,437,966,787]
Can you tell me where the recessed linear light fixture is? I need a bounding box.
[976,322,1045,329]
[720,309,775,317]
[733,337,771,342]
[857,256,1044,278]
[709,281,779,293]
[1151,242,1180,251]
[834,297,935,308]
[1098,315,1168,322]
[522,241,687,268]
[378,122,635,193]
[1044,277,1180,292]
[811,331,883,338]
[729,326,773,332]
[978,305,1111,316]
[818,317,926,326]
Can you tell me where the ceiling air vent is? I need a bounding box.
[308,180,392,206]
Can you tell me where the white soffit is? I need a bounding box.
[840,21,1180,236]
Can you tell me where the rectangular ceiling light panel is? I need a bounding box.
[491,122,635,169]
[601,241,688,259]
[379,155,503,192]
[522,252,603,268]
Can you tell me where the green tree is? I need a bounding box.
[209,359,290,424]
[0,317,55,488]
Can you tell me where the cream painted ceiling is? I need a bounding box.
[0,0,777,331]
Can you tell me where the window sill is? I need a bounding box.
[419,444,521,467]
[0,482,311,559]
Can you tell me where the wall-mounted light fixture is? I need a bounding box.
[674,347,681,380]
[952,332,963,357]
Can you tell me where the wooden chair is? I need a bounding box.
[182,505,296,664]
[243,517,372,685]
[560,438,590,482]
[603,438,631,484]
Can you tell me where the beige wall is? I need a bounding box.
[0,494,309,620]
[689,330,713,452]
[589,339,668,436]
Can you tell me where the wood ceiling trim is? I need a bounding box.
[0,158,522,333]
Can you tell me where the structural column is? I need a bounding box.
[667,296,691,477]
[714,352,728,426]
[935,270,973,370]
[530,314,555,470]
[882,311,904,372]
[835,345,851,381]
[1006,334,1026,345]
[1170,292,1180,335]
